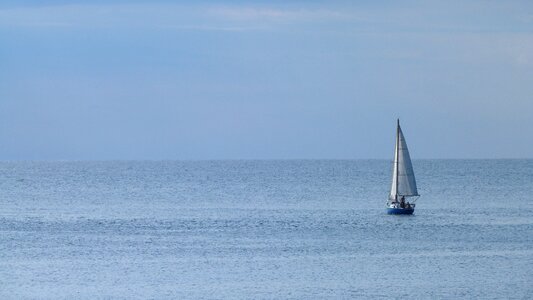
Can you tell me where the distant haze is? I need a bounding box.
[1,1,532,160]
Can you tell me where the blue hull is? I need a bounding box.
[387,207,415,215]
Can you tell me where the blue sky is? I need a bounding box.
[0,1,532,160]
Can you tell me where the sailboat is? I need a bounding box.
[387,119,419,215]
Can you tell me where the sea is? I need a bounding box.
[0,160,532,299]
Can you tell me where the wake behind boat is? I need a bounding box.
[387,119,419,215]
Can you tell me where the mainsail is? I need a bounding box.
[389,120,418,200]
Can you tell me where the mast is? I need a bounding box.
[395,119,400,201]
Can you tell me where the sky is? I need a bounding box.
[0,0,532,160]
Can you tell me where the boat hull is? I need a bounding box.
[387,207,415,215]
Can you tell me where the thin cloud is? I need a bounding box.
[156,24,268,32]
[208,6,348,22]
[0,3,353,30]
[0,4,211,29]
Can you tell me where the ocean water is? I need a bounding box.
[0,160,532,299]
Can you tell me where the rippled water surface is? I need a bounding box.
[1,160,532,298]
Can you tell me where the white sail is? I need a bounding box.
[389,120,418,200]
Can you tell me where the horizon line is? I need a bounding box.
[0,157,531,162]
